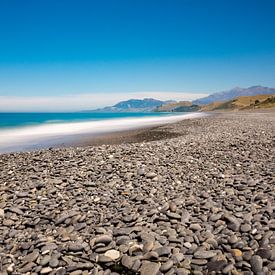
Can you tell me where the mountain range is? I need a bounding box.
[82,86,275,112]
[193,85,275,105]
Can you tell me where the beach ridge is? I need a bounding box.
[0,112,274,274]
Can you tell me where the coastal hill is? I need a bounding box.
[153,86,275,112]
[154,101,200,112]
[200,94,275,111]
[193,85,275,105]
[85,98,175,112]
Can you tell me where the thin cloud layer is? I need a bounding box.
[0,92,208,112]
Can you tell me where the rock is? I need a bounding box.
[55,267,67,275]
[256,248,272,259]
[140,261,160,275]
[121,255,134,269]
[95,235,112,245]
[104,249,120,260]
[194,250,216,259]
[190,223,202,231]
[154,246,171,257]
[224,214,240,231]
[240,223,251,233]
[49,256,59,267]
[166,212,181,220]
[250,255,263,273]
[222,263,235,273]
[172,253,185,263]
[146,172,157,178]
[228,235,238,244]
[267,262,275,270]
[169,202,177,212]
[98,255,114,263]
[137,167,145,176]
[0,208,4,218]
[183,242,192,249]
[191,258,208,265]
[143,251,159,260]
[231,249,242,257]
[40,267,53,274]
[18,262,36,273]
[68,243,84,252]
[9,206,24,215]
[22,250,40,263]
[207,260,227,272]
[40,255,51,266]
[7,263,14,273]
[181,210,190,223]
[160,260,173,272]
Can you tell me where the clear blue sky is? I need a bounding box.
[0,0,275,110]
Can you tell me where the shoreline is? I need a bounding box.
[0,111,274,274]
[0,112,207,154]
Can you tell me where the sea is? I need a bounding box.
[0,112,205,153]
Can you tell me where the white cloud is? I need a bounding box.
[0,92,208,112]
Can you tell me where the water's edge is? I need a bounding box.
[0,112,207,153]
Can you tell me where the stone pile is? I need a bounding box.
[0,112,274,274]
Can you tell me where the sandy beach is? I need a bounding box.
[0,111,274,274]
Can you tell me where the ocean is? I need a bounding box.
[0,112,205,153]
[0,112,171,129]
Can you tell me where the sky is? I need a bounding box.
[0,0,275,111]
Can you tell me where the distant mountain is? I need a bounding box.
[200,94,275,111]
[84,98,176,112]
[193,86,275,105]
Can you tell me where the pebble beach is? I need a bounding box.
[0,112,274,274]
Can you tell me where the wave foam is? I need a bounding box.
[0,112,206,153]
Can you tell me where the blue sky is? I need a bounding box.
[0,0,275,110]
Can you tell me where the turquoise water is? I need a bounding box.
[0,112,204,153]
[0,112,170,129]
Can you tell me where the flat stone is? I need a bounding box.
[240,223,251,233]
[256,248,272,259]
[49,256,59,267]
[194,250,216,259]
[224,214,240,231]
[68,243,84,252]
[207,260,227,272]
[143,251,159,260]
[191,258,208,265]
[40,267,53,274]
[97,255,113,263]
[160,260,173,272]
[95,235,112,245]
[166,212,181,220]
[222,263,235,274]
[140,261,160,275]
[146,172,157,178]
[18,262,36,273]
[190,223,202,231]
[104,249,120,260]
[22,250,40,263]
[40,255,51,266]
[154,246,171,257]
[121,255,134,269]
[231,249,242,257]
[9,206,24,215]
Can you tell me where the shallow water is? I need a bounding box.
[0,112,206,153]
